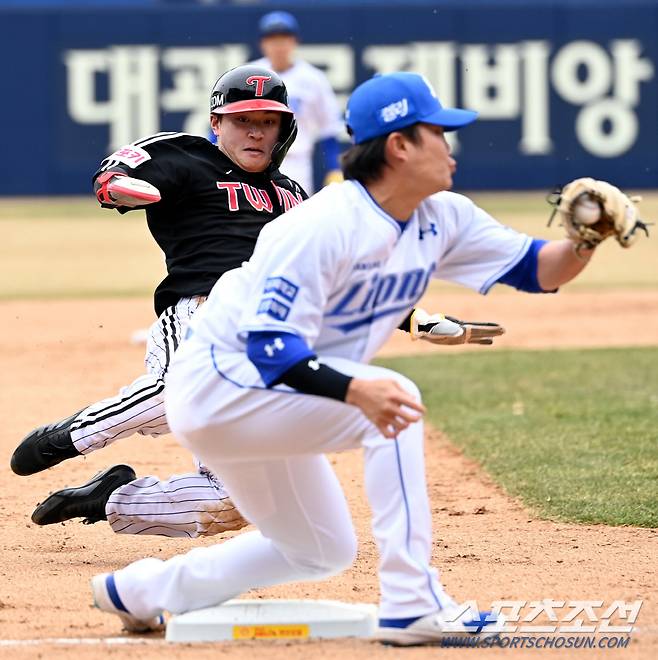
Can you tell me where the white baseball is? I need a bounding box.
[573,195,602,225]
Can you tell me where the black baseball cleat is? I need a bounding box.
[31,464,137,525]
[10,410,85,476]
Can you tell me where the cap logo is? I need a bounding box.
[210,93,223,110]
[380,98,409,123]
[246,75,271,97]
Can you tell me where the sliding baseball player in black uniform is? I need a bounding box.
[11,66,305,537]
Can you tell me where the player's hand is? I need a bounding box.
[345,378,425,439]
[95,172,161,208]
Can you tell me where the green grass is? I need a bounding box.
[377,347,658,527]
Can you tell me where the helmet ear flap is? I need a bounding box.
[271,116,298,169]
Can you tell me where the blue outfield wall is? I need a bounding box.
[1,2,656,194]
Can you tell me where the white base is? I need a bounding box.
[165,599,378,642]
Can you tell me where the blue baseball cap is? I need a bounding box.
[346,72,478,144]
[259,11,300,38]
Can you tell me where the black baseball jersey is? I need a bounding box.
[94,132,308,316]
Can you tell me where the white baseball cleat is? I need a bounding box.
[375,604,505,646]
[91,573,165,633]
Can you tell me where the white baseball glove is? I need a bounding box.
[410,308,505,346]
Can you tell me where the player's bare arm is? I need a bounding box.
[536,239,594,290]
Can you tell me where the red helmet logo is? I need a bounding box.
[246,75,271,97]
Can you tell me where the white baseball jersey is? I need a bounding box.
[252,57,343,192]
[114,180,532,622]
[191,179,530,379]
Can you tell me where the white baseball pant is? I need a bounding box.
[111,337,454,620]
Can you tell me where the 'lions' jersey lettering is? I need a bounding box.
[189,179,532,388]
[328,266,435,319]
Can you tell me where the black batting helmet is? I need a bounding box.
[210,65,297,169]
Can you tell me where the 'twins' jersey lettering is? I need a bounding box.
[93,133,308,316]
[216,181,304,213]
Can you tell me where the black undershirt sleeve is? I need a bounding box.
[275,357,353,402]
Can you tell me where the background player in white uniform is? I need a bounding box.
[209,11,343,194]
[254,11,344,193]
[89,72,644,642]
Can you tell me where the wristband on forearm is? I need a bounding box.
[276,357,353,402]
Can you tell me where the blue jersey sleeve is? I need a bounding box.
[496,238,554,293]
[246,331,315,387]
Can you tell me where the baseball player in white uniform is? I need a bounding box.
[209,11,343,193]
[89,72,632,643]
[253,11,344,193]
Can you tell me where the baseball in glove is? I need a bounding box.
[547,177,650,253]
[410,308,505,346]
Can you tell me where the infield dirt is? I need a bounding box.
[1,289,656,659]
